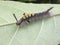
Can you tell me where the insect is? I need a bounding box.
[13,7,53,25]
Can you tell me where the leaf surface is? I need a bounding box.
[0,1,60,45]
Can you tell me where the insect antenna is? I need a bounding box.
[46,7,53,12]
[13,13,18,22]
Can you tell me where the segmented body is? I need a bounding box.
[13,7,53,25]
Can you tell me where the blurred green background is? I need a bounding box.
[1,0,60,4]
[5,0,60,4]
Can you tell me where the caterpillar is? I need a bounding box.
[13,7,53,25]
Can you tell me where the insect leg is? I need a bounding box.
[26,20,30,23]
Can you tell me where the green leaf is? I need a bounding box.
[0,1,60,45]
